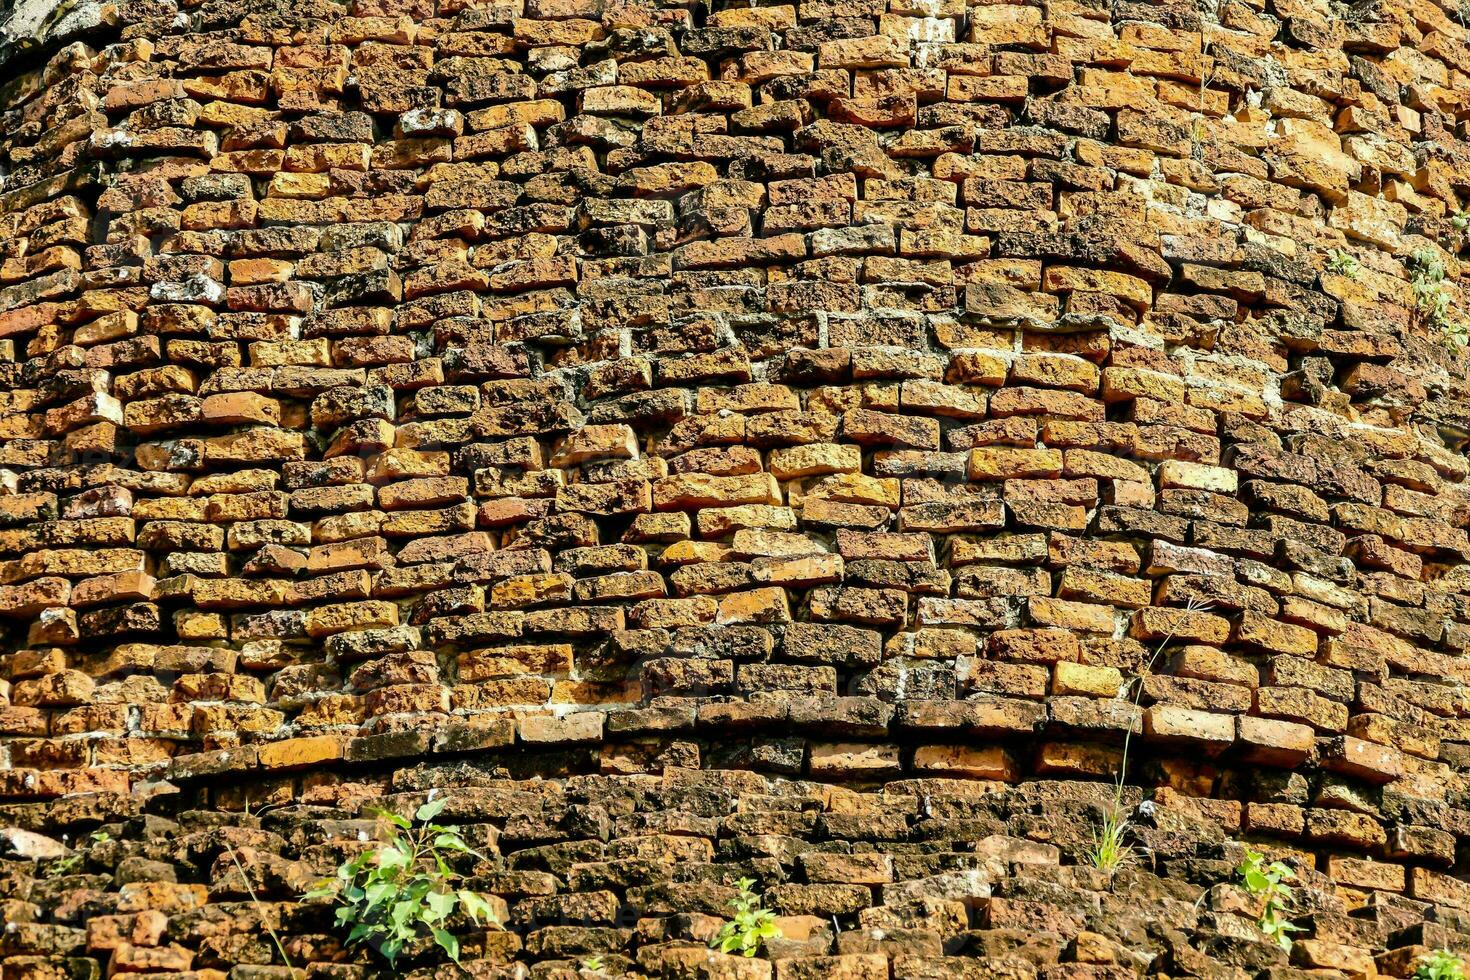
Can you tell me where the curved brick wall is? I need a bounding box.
[4,0,1470,975]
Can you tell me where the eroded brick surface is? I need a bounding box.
[4,0,1470,974]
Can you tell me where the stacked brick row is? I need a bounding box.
[4,0,1470,972]
[6,770,1470,979]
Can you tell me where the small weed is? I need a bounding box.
[1325,249,1359,279]
[217,797,299,975]
[1086,598,1213,876]
[224,845,299,974]
[1453,210,1470,233]
[582,956,606,972]
[1412,247,1449,291]
[303,794,497,967]
[46,830,110,878]
[1188,41,1216,161]
[1408,248,1466,348]
[1089,803,1134,875]
[1236,848,1303,951]
[45,853,82,877]
[710,878,781,957]
[1416,949,1468,980]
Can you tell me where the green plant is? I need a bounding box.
[46,852,82,877]
[1087,598,1213,875]
[1235,848,1303,951]
[1089,802,1134,876]
[1325,248,1360,279]
[709,878,781,957]
[582,955,606,972]
[303,795,497,967]
[1410,247,1448,294]
[1408,247,1466,347]
[46,829,110,878]
[1453,210,1470,233]
[1416,949,1468,980]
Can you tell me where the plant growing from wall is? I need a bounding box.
[1235,848,1302,951]
[1088,598,1213,875]
[1325,248,1360,279]
[709,878,782,957]
[45,829,109,878]
[1089,804,1133,875]
[217,797,300,974]
[1188,41,1217,161]
[1407,248,1468,347]
[1416,949,1468,980]
[303,794,497,967]
[224,843,300,975]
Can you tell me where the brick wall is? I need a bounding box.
[3,0,1470,975]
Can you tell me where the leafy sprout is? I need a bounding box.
[45,829,111,878]
[1236,848,1303,951]
[1325,248,1360,279]
[709,878,781,957]
[1408,247,1466,347]
[1416,949,1468,980]
[302,794,498,967]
